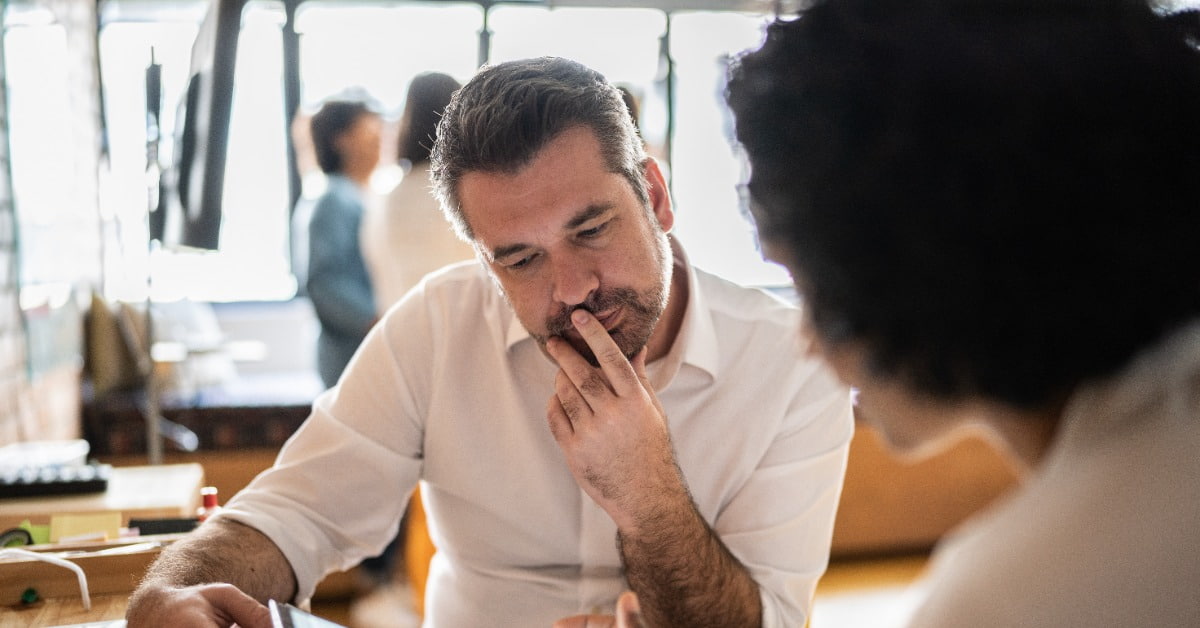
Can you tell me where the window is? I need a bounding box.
[488,6,666,89]
[295,1,482,112]
[96,2,787,303]
[293,1,483,192]
[4,14,87,288]
[3,6,92,376]
[98,10,202,301]
[670,11,788,287]
[99,1,292,303]
[487,5,670,174]
[209,3,291,301]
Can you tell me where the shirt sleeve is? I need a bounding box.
[216,294,432,603]
[718,358,855,628]
[306,187,376,338]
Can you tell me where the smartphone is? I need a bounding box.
[268,599,348,628]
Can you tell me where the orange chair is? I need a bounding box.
[403,485,437,617]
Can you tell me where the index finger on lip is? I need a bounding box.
[547,335,615,401]
[569,309,639,395]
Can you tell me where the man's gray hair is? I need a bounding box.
[431,57,649,241]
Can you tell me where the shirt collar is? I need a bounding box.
[502,237,720,385]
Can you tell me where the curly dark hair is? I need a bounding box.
[430,57,647,239]
[397,72,461,166]
[310,100,375,174]
[727,0,1200,408]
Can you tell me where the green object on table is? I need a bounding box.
[21,587,38,604]
[18,519,51,545]
[0,527,33,547]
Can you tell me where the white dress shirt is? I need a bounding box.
[907,321,1200,628]
[219,246,853,627]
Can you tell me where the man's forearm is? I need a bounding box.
[619,498,762,628]
[134,518,297,603]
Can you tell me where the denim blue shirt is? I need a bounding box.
[306,174,375,388]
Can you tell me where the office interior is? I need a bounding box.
[0,0,1023,625]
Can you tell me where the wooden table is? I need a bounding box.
[0,592,128,627]
[0,464,205,531]
[0,536,173,627]
[0,465,202,626]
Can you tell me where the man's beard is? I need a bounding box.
[539,283,668,367]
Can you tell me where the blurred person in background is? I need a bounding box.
[305,99,382,390]
[362,71,475,314]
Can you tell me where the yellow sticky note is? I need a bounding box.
[49,511,122,543]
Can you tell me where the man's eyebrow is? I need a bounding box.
[490,203,617,261]
[564,202,616,230]
[491,242,529,261]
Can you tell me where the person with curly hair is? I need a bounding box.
[728,1,1199,626]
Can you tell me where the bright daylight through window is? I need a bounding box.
[92,1,787,304]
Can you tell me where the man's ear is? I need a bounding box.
[644,158,674,233]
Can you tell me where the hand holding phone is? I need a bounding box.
[268,599,347,628]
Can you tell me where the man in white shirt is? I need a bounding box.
[126,56,853,628]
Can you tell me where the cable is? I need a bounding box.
[0,547,92,610]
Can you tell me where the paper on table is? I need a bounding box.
[50,512,122,543]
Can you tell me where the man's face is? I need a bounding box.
[457,126,674,365]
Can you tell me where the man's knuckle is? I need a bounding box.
[579,374,609,397]
[560,397,583,420]
[597,345,623,365]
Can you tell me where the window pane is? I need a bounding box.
[98,19,200,300]
[212,3,292,301]
[295,1,483,113]
[91,3,788,302]
[488,6,665,86]
[293,2,484,212]
[487,6,669,160]
[5,23,82,287]
[670,11,789,287]
[100,3,295,302]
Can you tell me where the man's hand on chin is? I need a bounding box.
[544,308,687,531]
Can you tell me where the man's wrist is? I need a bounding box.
[607,458,694,536]
[612,481,696,538]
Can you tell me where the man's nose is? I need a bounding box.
[550,256,599,307]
